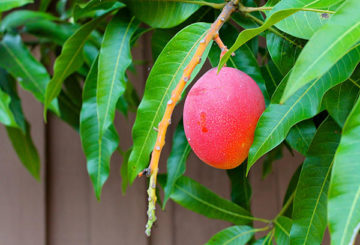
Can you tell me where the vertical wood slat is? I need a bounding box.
[0,90,46,245]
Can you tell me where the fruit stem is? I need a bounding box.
[140,0,239,236]
[214,34,235,60]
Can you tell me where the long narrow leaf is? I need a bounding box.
[80,58,119,199]
[159,175,253,225]
[290,117,341,245]
[328,96,360,245]
[96,12,139,140]
[247,46,360,170]
[44,14,109,117]
[281,0,360,102]
[128,22,212,183]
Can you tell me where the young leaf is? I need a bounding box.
[227,163,252,210]
[205,225,255,245]
[0,0,33,12]
[322,81,360,127]
[290,117,341,245]
[0,34,59,113]
[274,216,292,245]
[128,23,211,183]
[163,122,191,208]
[328,96,360,245]
[158,175,254,225]
[247,46,360,170]
[286,119,316,155]
[96,13,139,143]
[126,0,224,28]
[281,0,360,103]
[80,58,119,199]
[266,32,302,76]
[44,14,109,118]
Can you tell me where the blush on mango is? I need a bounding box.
[183,67,265,169]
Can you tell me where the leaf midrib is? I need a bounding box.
[174,184,253,222]
[302,160,334,244]
[289,22,360,96]
[340,186,360,245]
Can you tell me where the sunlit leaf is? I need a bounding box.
[281,0,360,102]
[328,96,360,245]
[128,23,211,183]
[247,46,360,171]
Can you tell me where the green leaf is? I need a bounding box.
[163,121,191,208]
[80,58,119,199]
[286,119,316,155]
[274,216,292,245]
[96,13,139,143]
[151,29,177,61]
[6,122,40,180]
[266,31,302,76]
[247,46,360,171]
[128,22,211,183]
[24,21,74,45]
[0,10,57,32]
[0,34,59,113]
[272,0,340,40]
[73,0,125,21]
[208,23,269,105]
[126,0,223,28]
[0,70,40,179]
[0,69,25,130]
[281,0,360,103]
[290,117,341,245]
[328,96,360,245]
[322,81,360,127]
[220,0,319,70]
[44,14,108,118]
[0,84,18,128]
[159,175,253,224]
[227,162,252,210]
[261,58,283,98]
[205,225,255,245]
[39,0,51,11]
[0,0,32,12]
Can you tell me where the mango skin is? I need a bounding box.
[183,67,265,169]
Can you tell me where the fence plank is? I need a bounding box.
[0,90,46,245]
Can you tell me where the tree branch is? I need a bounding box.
[143,0,239,236]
